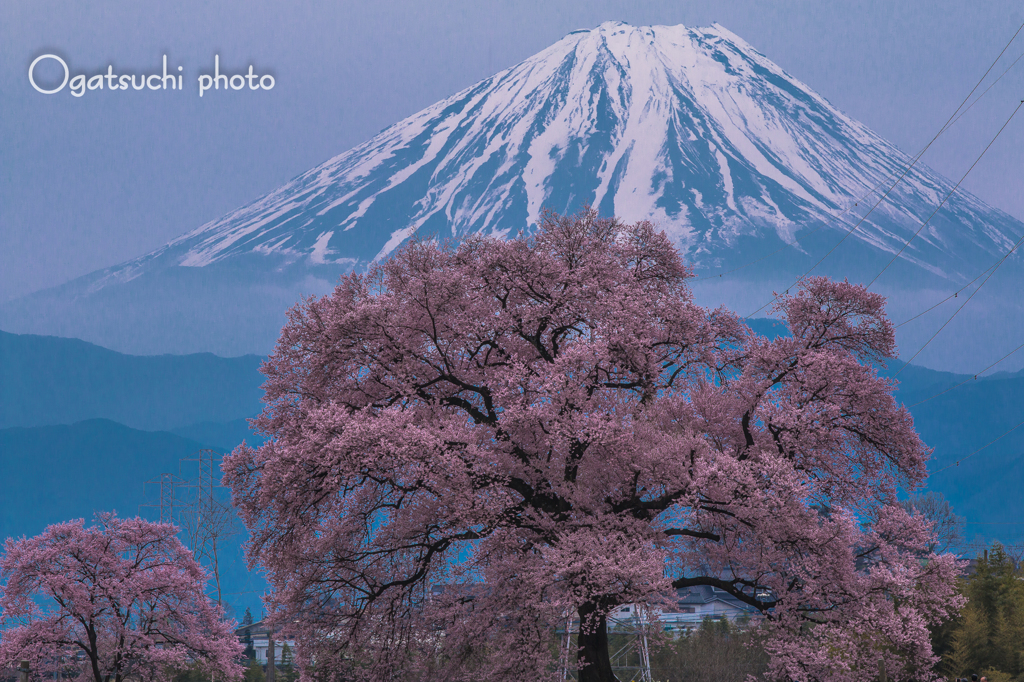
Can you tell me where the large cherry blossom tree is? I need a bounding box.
[0,514,243,682]
[225,208,962,682]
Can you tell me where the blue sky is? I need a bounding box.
[2,0,1022,301]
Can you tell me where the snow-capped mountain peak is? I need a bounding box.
[101,22,1018,285]
[7,21,1022,360]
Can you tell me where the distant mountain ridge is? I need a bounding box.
[0,419,209,541]
[0,330,264,430]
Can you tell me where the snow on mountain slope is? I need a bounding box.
[98,20,1018,285]
[4,21,1022,363]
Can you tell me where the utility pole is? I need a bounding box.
[18,660,30,682]
[180,449,235,605]
[267,635,276,682]
[141,472,184,524]
[560,612,574,680]
[607,607,653,682]
[140,451,239,607]
[634,607,653,682]
[181,450,219,556]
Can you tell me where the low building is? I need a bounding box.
[610,586,757,634]
[234,620,296,665]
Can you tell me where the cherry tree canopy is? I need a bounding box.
[0,515,243,682]
[225,209,962,682]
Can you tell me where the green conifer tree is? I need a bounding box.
[940,543,1024,679]
[946,603,989,679]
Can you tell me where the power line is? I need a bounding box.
[745,101,1019,322]
[866,101,1024,288]
[893,225,1024,377]
[903,339,1024,408]
[931,416,1024,474]
[895,260,1002,328]
[888,101,1024,376]
[949,48,1024,127]
[694,45,1024,285]
[893,203,1024,329]
[742,20,1024,319]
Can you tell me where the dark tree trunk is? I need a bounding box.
[577,601,619,682]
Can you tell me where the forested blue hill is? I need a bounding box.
[0,330,264,431]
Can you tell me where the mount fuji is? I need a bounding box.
[5,21,1022,369]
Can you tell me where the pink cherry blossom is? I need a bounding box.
[224,208,963,682]
[0,514,244,682]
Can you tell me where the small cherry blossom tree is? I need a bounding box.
[225,208,963,682]
[0,514,244,682]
